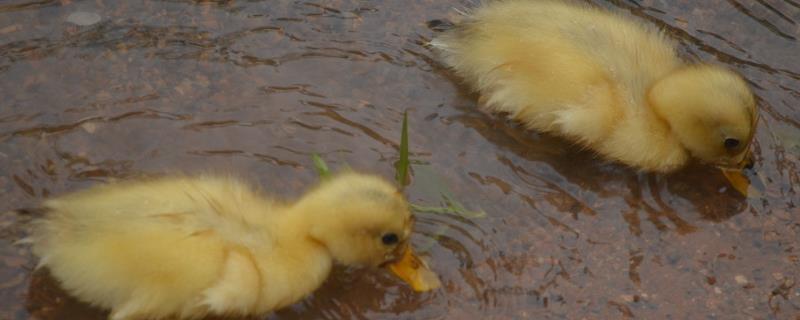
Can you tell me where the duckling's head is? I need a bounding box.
[648,65,757,169]
[297,172,412,267]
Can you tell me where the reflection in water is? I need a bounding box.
[1,0,799,319]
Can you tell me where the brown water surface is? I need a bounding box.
[1,0,799,319]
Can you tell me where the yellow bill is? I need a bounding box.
[388,247,441,292]
[721,168,761,198]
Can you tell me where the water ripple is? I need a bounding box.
[0,1,798,319]
[0,0,57,13]
[727,0,796,40]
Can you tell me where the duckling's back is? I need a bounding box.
[31,176,282,319]
[433,0,682,145]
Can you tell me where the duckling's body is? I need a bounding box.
[31,173,412,320]
[432,0,756,172]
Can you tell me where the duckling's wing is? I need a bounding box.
[432,1,679,144]
[41,176,280,246]
[32,177,277,318]
[178,176,282,250]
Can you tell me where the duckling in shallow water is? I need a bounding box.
[431,0,757,172]
[30,172,426,319]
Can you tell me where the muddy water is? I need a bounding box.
[1,0,798,319]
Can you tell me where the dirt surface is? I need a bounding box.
[1,0,798,319]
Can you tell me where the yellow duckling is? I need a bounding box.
[432,0,757,172]
[30,172,426,320]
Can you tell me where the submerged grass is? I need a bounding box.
[410,195,486,218]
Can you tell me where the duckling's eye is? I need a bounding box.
[381,233,399,245]
[724,138,740,150]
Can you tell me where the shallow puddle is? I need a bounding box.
[1,0,799,319]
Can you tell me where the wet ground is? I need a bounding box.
[1,0,799,319]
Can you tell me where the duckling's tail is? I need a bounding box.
[6,208,47,246]
[427,19,455,33]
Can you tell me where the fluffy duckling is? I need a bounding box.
[30,172,414,320]
[432,0,757,172]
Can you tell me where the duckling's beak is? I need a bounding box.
[719,150,758,197]
[721,167,760,197]
[385,245,441,291]
[716,143,757,197]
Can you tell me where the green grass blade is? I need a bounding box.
[395,111,410,187]
[311,153,331,179]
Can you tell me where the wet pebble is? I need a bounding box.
[66,11,102,26]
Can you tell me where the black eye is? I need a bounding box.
[381,233,399,245]
[724,138,740,150]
